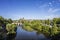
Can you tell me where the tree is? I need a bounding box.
[51,24,58,36]
[8,19,13,23]
[53,18,60,27]
[57,21,60,33]
[0,16,5,26]
[53,18,57,24]
[6,24,17,34]
[45,19,50,25]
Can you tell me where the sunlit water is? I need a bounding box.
[15,26,50,40]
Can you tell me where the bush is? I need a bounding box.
[6,24,17,34]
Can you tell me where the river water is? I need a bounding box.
[15,26,50,40]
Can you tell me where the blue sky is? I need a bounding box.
[0,0,60,20]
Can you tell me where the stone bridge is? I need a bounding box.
[12,23,23,26]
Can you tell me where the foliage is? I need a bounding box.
[8,19,13,23]
[42,26,50,34]
[0,26,2,30]
[44,19,50,25]
[6,24,17,34]
[0,16,60,38]
[0,16,13,25]
[0,16,4,26]
[22,18,60,37]
[58,27,60,32]
[50,24,58,36]
[53,18,60,24]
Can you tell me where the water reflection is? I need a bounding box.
[15,26,50,40]
[1,26,59,40]
[15,26,37,40]
[0,26,51,40]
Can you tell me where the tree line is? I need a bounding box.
[21,17,60,38]
[0,16,60,40]
[0,16,17,40]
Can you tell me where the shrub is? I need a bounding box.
[6,24,17,34]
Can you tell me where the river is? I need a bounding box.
[15,26,50,40]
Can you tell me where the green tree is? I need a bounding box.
[8,19,13,23]
[0,16,4,26]
[51,24,58,36]
[45,19,50,25]
[6,24,17,34]
[58,27,60,32]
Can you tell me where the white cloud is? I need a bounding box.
[48,8,60,13]
[52,9,60,13]
[39,4,48,8]
[39,4,60,19]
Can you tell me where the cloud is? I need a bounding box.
[48,8,60,13]
[39,4,49,9]
[38,3,60,19]
[39,4,60,14]
[39,2,53,9]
